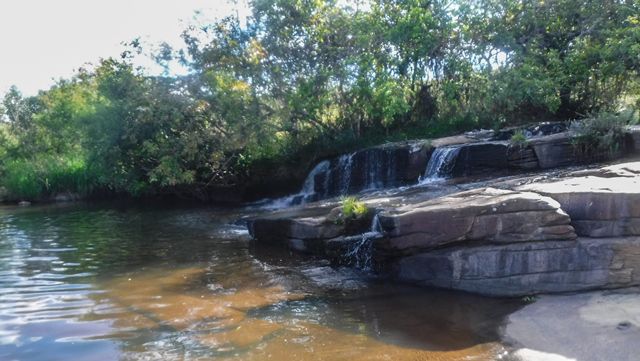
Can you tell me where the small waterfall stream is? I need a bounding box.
[419,146,461,184]
[337,153,354,195]
[344,214,383,271]
[264,160,331,208]
[303,160,331,200]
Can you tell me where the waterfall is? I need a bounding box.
[419,146,461,184]
[261,160,331,209]
[344,214,383,271]
[299,160,331,203]
[337,153,354,195]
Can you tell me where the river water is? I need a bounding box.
[0,202,521,361]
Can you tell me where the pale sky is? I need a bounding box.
[0,0,249,96]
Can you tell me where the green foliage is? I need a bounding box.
[571,111,635,158]
[1,0,639,202]
[1,155,92,201]
[510,130,528,147]
[341,196,369,220]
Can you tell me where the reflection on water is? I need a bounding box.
[0,202,520,361]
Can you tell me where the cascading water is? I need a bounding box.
[262,147,401,209]
[344,214,383,271]
[363,150,385,191]
[419,146,461,184]
[261,160,331,209]
[301,160,331,201]
[337,153,354,195]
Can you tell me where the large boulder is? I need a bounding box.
[391,237,640,296]
[529,130,630,170]
[529,132,576,169]
[520,163,640,237]
[376,188,576,257]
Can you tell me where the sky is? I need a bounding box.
[0,0,249,96]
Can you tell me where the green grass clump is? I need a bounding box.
[341,196,369,219]
[509,130,528,146]
[1,154,94,201]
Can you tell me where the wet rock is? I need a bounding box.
[451,142,509,177]
[491,122,569,142]
[507,145,539,169]
[376,188,575,257]
[391,237,640,296]
[617,321,632,330]
[248,205,375,252]
[527,121,569,137]
[341,141,433,193]
[289,140,433,203]
[520,163,640,237]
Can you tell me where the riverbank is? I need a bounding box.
[504,289,640,361]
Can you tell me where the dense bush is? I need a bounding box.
[571,111,637,158]
[1,155,92,201]
[1,0,639,201]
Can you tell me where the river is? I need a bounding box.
[0,202,521,361]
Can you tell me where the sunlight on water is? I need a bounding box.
[0,203,519,361]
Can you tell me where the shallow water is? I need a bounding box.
[0,202,520,361]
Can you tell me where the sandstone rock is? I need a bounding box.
[391,237,640,296]
[376,188,576,256]
[430,134,475,148]
[248,206,344,244]
[520,166,640,237]
[248,205,375,253]
[507,145,539,169]
[529,131,626,169]
[529,132,576,169]
[292,140,433,202]
[451,142,509,177]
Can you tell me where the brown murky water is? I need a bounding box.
[0,202,520,361]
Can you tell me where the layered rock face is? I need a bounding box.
[394,237,640,296]
[520,162,640,237]
[376,188,575,257]
[249,126,640,296]
[386,162,640,296]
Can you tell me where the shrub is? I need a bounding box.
[570,111,634,158]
